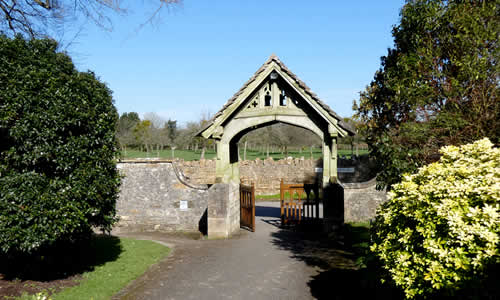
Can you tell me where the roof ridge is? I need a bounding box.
[197,56,355,136]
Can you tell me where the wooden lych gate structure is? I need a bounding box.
[198,55,354,237]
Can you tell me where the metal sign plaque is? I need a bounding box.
[338,167,355,173]
[180,200,188,211]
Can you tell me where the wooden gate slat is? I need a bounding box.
[240,182,255,232]
[280,179,320,226]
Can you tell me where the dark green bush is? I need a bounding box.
[0,35,120,256]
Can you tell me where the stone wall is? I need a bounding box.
[343,179,387,223]
[180,156,387,222]
[179,159,217,187]
[115,161,209,233]
[115,157,387,234]
[179,156,377,195]
[180,158,321,195]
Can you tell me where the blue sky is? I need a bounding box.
[71,1,404,127]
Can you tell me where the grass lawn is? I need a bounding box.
[52,236,169,300]
[120,148,368,161]
[256,191,321,201]
[11,235,170,300]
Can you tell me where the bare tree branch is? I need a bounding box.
[0,0,181,40]
[32,0,51,9]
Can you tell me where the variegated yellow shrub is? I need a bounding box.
[371,138,499,298]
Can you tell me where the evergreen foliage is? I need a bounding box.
[371,139,500,298]
[354,0,499,189]
[0,35,121,256]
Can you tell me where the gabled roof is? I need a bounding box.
[199,55,355,137]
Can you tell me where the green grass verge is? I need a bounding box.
[120,148,368,161]
[51,236,170,300]
[343,222,372,268]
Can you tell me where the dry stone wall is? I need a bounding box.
[115,161,209,233]
[180,158,321,195]
[343,179,387,223]
[179,156,387,222]
[115,156,387,233]
[179,156,376,195]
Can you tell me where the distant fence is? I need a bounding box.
[337,143,369,151]
[120,144,370,161]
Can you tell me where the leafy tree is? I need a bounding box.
[116,112,140,149]
[133,120,152,152]
[354,0,499,189]
[166,119,178,144]
[118,112,140,129]
[0,35,120,256]
[371,138,499,298]
[143,112,171,152]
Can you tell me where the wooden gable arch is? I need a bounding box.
[198,55,355,185]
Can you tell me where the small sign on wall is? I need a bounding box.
[338,167,355,173]
[180,200,188,211]
[315,167,323,173]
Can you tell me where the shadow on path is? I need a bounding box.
[270,225,403,300]
[255,205,281,218]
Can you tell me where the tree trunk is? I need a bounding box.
[266,144,270,158]
[243,140,247,161]
[194,142,198,153]
[200,146,206,160]
[171,147,175,159]
[310,145,313,159]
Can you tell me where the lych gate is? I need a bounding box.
[198,55,354,238]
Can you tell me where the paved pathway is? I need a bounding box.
[114,201,350,300]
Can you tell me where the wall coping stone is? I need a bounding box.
[118,159,209,190]
[340,177,378,190]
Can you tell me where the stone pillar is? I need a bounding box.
[215,140,240,184]
[207,182,240,239]
[212,137,240,239]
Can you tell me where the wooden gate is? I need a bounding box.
[280,179,320,226]
[240,182,255,232]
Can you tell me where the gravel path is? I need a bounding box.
[113,201,336,300]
